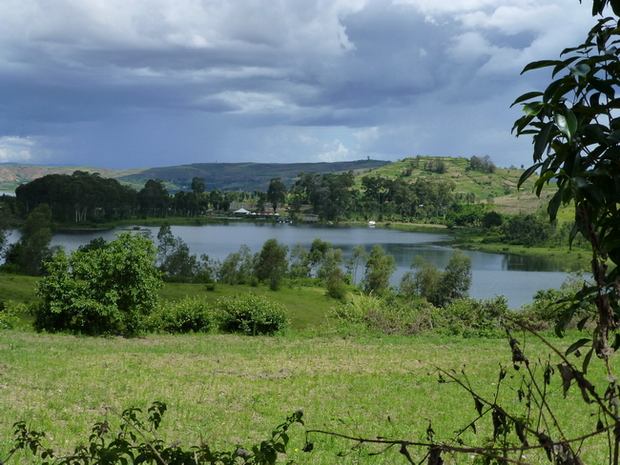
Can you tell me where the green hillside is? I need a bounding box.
[365,156,532,197]
[360,156,546,215]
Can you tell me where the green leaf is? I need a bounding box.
[522,102,544,116]
[548,187,565,221]
[577,316,590,331]
[521,60,563,74]
[511,91,543,107]
[554,109,578,142]
[590,77,616,98]
[583,347,594,374]
[534,122,554,159]
[518,163,542,188]
[543,78,568,103]
[565,338,591,356]
[569,63,591,77]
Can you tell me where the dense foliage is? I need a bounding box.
[32,232,163,335]
[216,294,290,336]
[512,3,620,364]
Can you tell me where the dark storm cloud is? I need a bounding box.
[0,0,598,167]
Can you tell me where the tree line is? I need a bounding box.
[10,155,502,225]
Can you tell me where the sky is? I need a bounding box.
[0,0,598,170]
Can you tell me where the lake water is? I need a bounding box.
[32,222,583,309]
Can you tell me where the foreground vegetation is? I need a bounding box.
[0,330,613,464]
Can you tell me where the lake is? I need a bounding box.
[35,222,583,309]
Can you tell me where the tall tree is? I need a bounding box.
[4,203,55,276]
[266,177,287,213]
[254,239,289,291]
[362,244,396,295]
[138,179,169,217]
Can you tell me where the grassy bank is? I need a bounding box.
[0,330,610,464]
[0,274,338,330]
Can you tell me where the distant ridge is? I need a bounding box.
[0,160,390,193]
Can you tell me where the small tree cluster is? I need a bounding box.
[467,155,496,173]
[400,250,472,308]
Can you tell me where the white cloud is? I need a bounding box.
[317,140,356,162]
[0,136,37,163]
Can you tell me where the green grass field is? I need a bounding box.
[0,330,615,464]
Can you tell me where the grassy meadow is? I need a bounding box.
[0,272,611,463]
[0,328,616,464]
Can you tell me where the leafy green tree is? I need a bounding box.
[325,266,348,301]
[254,190,267,212]
[191,176,206,194]
[512,3,620,363]
[4,203,55,276]
[400,255,442,305]
[156,223,207,282]
[308,238,343,281]
[401,251,472,308]
[254,239,289,290]
[502,213,552,245]
[156,223,175,265]
[138,179,169,217]
[481,211,503,229]
[32,232,163,335]
[289,244,311,279]
[467,155,496,173]
[362,244,396,295]
[345,244,368,285]
[437,250,472,308]
[218,245,255,284]
[266,177,287,213]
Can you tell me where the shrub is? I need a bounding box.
[518,273,594,330]
[32,232,162,336]
[0,301,21,330]
[435,296,509,337]
[216,294,289,335]
[148,296,215,334]
[330,294,435,335]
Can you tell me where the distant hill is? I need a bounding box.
[0,160,390,193]
[0,157,548,216]
[116,160,390,192]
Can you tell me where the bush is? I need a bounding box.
[518,273,594,330]
[330,294,435,335]
[148,297,215,334]
[0,301,21,330]
[5,401,305,465]
[216,294,289,335]
[32,232,162,336]
[435,296,509,337]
